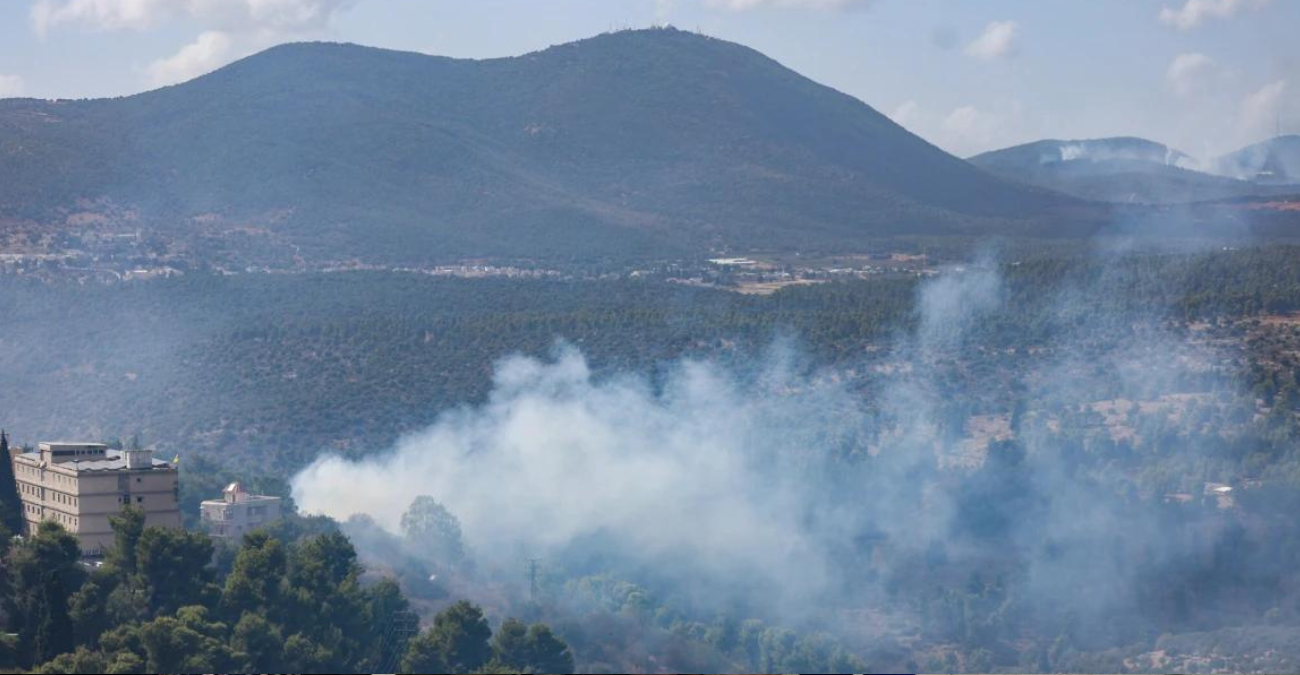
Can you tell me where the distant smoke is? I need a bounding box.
[291,265,1012,612]
[1050,141,1204,170]
[293,341,870,609]
[0,74,26,98]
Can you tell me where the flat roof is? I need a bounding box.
[201,495,283,505]
[17,449,174,473]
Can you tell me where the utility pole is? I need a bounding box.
[377,608,419,675]
[527,558,541,603]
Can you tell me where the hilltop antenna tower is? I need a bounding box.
[528,558,542,603]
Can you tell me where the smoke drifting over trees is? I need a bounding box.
[292,252,1293,670]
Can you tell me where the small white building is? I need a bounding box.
[200,482,284,540]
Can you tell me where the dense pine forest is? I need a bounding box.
[5,244,1300,672]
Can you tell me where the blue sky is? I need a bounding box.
[0,0,1295,159]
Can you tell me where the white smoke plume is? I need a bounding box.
[292,254,1240,628]
[293,342,877,605]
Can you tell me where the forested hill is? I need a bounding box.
[0,28,1082,262]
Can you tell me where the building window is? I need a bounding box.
[136,496,144,504]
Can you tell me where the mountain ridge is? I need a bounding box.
[1,29,1088,262]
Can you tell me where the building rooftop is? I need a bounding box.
[202,494,283,505]
[17,448,175,472]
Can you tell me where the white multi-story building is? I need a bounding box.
[201,482,284,540]
[12,442,181,557]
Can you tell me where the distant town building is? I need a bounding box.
[201,482,284,540]
[13,442,181,557]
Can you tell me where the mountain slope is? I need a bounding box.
[0,29,1080,262]
[1214,135,1300,184]
[969,138,1282,204]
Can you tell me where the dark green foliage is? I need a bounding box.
[403,600,494,674]
[135,526,218,615]
[220,531,287,618]
[0,431,21,536]
[2,521,85,666]
[230,613,283,672]
[400,628,449,675]
[17,518,462,674]
[67,570,113,646]
[138,607,232,673]
[490,617,531,670]
[105,506,145,577]
[31,646,105,675]
[489,619,577,674]
[520,623,576,674]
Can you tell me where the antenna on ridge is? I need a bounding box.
[527,558,542,603]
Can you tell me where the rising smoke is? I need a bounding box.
[291,254,1242,633]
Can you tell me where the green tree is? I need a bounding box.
[490,619,574,674]
[32,646,106,674]
[524,623,575,674]
[401,627,449,675]
[104,650,145,675]
[68,569,113,646]
[231,612,283,673]
[400,495,466,569]
[136,526,217,616]
[490,617,531,669]
[283,532,369,669]
[364,577,419,673]
[283,633,332,674]
[405,600,493,674]
[221,531,287,618]
[105,506,146,577]
[138,607,232,674]
[0,431,22,536]
[2,521,85,666]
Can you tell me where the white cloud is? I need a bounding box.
[1158,0,1273,31]
[965,20,1019,61]
[31,0,357,37]
[32,0,358,88]
[147,30,233,86]
[891,99,919,128]
[884,100,1031,156]
[942,105,999,148]
[705,0,875,10]
[1240,80,1287,136]
[0,75,26,98]
[1166,53,1217,97]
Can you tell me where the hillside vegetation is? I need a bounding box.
[0,29,1083,262]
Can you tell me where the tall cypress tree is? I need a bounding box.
[0,430,25,536]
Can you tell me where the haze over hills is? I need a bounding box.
[969,137,1292,204]
[0,28,1084,263]
[1215,135,1300,184]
